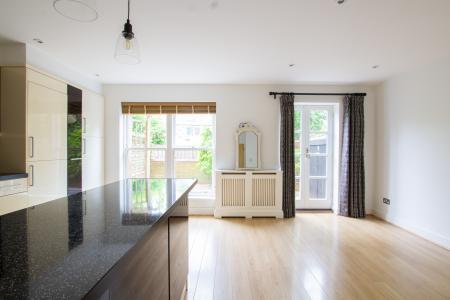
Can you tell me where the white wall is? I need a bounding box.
[103,84,376,214]
[375,57,450,249]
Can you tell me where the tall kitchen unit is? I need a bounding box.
[82,89,104,191]
[0,67,67,198]
[0,66,104,197]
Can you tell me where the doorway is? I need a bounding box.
[294,105,334,209]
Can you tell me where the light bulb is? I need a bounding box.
[115,34,140,64]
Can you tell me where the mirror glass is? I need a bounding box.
[238,131,258,169]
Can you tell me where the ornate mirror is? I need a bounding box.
[235,123,261,170]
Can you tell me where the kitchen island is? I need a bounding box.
[0,178,196,299]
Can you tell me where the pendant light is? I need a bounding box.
[53,0,98,22]
[114,0,141,64]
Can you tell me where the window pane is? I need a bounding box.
[148,150,166,177]
[309,133,327,154]
[174,149,213,198]
[148,115,167,147]
[174,115,213,148]
[310,179,326,199]
[129,115,147,148]
[295,178,301,201]
[309,110,328,132]
[310,156,327,177]
[295,143,301,177]
[294,109,302,133]
[128,115,167,148]
[295,132,301,201]
[127,149,166,178]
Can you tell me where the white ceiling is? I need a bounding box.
[0,0,450,84]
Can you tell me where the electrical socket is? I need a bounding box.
[383,198,390,205]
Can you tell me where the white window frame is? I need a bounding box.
[123,114,216,200]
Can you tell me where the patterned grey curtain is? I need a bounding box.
[339,95,366,218]
[280,94,296,218]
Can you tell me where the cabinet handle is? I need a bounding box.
[83,117,87,134]
[83,138,87,155]
[29,165,34,187]
[29,136,34,158]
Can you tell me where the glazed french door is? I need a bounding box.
[294,105,334,209]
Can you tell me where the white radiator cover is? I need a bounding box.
[215,170,283,218]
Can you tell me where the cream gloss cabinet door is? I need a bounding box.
[82,90,104,138]
[27,160,67,198]
[82,137,104,191]
[27,82,67,162]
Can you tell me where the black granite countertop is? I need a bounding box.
[0,178,196,299]
[0,173,28,181]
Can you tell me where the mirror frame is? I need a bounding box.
[235,123,261,170]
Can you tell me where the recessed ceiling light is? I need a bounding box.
[95,74,100,77]
[337,0,346,4]
[53,0,98,22]
[32,38,44,44]
[372,65,380,69]
[289,64,295,67]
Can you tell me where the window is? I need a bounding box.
[124,114,215,198]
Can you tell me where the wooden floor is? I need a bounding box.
[187,213,450,300]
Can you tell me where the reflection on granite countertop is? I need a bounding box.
[0,178,196,299]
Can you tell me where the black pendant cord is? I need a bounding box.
[127,0,130,21]
[122,0,134,39]
[269,92,367,99]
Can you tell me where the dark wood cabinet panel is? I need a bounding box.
[84,218,170,300]
[84,195,190,300]
[169,195,189,300]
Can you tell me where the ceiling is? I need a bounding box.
[0,0,450,84]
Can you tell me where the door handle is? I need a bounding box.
[83,138,86,155]
[29,136,34,158]
[306,147,310,159]
[83,117,87,134]
[29,165,34,187]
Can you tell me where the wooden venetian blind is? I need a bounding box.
[121,102,216,114]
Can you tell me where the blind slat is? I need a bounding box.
[121,102,216,114]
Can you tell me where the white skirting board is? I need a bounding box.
[372,209,450,250]
[189,207,214,215]
[188,198,215,215]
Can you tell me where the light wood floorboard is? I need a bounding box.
[187,213,450,300]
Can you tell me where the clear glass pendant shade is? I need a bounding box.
[53,0,98,22]
[114,34,141,65]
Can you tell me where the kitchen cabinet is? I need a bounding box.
[82,136,104,191]
[27,160,67,198]
[0,65,104,195]
[82,89,104,138]
[0,66,68,197]
[27,81,67,161]
[82,89,104,191]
